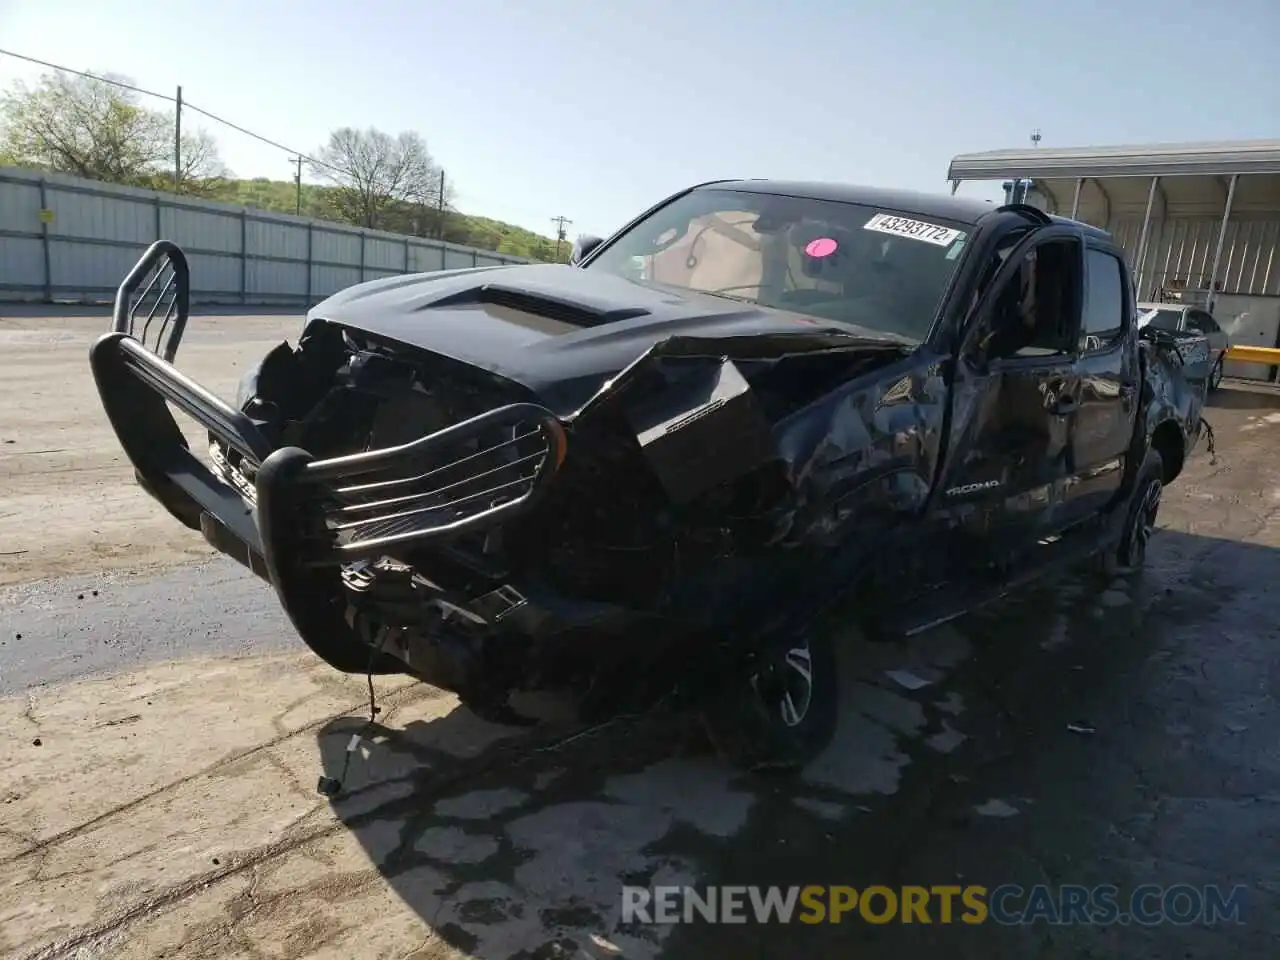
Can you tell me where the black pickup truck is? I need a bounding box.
[89,180,1210,771]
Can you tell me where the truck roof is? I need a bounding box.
[1045,214,1115,243]
[702,179,1117,244]
[706,179,997,225]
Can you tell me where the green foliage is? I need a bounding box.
[207,178,571,263]
[0,70,227,193]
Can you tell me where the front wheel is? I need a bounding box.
[1098,447,1163,577]
[1209,356,1225,392]
[702,626,839,773]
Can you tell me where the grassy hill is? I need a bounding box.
[207,177,570,263]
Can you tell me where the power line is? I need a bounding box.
[0,47,572,236]
[184,102,339,175]
[0,46,341,176]
[0,47,173,102]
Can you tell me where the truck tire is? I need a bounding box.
[1098,447,1163,577]
[701,625,839,774]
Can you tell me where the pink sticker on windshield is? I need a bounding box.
[805,237,838,258]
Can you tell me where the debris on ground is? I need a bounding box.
[974,798,1020,818]
[884,669,934,691]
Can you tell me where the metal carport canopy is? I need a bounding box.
[945,139,1280,312]
[947,139,1280,182]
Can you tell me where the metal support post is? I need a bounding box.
[38,177,52,302]
[304,224,313,306]
[1133,176,1160,299]
[1205,174,1239,314]
[174,86,183,192]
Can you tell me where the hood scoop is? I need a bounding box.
[428,283,651,329]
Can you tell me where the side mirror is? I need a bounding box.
[570,235,603,266]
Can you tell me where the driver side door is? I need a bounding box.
[933,224,1086,565]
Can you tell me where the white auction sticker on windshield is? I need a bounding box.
[864,213,964,247]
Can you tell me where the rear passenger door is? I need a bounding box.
[1067,244,1140,519]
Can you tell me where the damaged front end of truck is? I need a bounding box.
[91,242,921,725]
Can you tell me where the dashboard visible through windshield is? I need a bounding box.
[583,188,972,342]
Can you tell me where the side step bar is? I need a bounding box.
[878,516,1125,638]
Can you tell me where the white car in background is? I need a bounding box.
[1136,301,1231,391]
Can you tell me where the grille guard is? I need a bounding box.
[90,241,569,592]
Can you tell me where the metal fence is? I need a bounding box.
[0,166,530,306]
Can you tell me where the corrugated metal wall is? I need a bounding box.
[0,166,531,305]
[1105,215,1280,300]
[1027,177,1280,300]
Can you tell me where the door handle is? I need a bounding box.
[1049,394,1078,415]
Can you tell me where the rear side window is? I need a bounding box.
[1187,310,1220,334]
[1080,249,1126,353]
[1140,308,1183,331]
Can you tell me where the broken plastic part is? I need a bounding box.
[625,359,778,503]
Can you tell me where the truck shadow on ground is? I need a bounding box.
[314,527,1279,960]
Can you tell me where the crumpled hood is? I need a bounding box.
[305,263,911,415]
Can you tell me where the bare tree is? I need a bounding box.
[159,121,229,196]
[308,127,440,229]
[0,70,228,192]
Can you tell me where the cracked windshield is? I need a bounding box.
[0,0,1275,958]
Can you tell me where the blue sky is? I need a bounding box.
[2,0,1276,240]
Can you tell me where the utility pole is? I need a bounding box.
[1006,129,1042,204]
[436,171,446,239]
[551,215,572,262]
[173,85,183,192]
[288,156,303,215]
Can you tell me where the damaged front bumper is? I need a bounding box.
[89,243,571,677]
[92,331,566,560]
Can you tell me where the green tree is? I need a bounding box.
[0,69,229,194]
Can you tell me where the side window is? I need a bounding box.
[1187,311,1219,334]
[1143,309,1183,331]
[980,236,1080,362]
[1080,249,1127,353]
